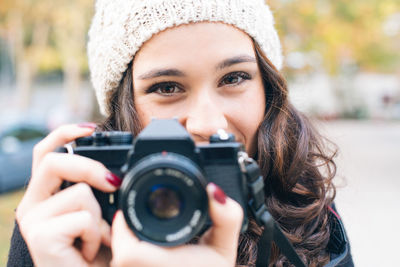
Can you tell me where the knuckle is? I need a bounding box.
[76,156,106,181]
[32,125,73,159]
[89,158,107,175]
[18,215,29,235]
[26,225,43,245]
[80,168,98,186]
[15,202,28,223]
[31,152,58,180]
[32,142,44,158]
[74,182,93,197]
[39,152,57,171]
[79,210,94,224]
[73,183,102,217]
[93,160,106,170]
[29,224,61,255]
[20,216,43,246]
[53,124,71,135]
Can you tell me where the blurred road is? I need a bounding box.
[320,120,400,267]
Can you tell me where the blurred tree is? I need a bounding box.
[52,0,93,114]
[0,0,399,117]
[268,0,400,118]
[269,0,400,75]
[0,0,93,112]
[1,0,54,109]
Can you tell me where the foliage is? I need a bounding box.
[269,0,400,74]
[0,0,94,74]
[0,0,399,76]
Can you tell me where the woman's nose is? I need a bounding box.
[182,94,228,142]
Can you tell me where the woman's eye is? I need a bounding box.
[219,72,251,86]
[146,82,183,96]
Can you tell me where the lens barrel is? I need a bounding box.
[119,152,208,246]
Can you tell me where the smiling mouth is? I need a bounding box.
[193,139,245,145]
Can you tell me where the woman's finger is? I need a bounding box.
[20,183,102,227]
[100,219,112,248]
[32,123,96,173]
[19,183,112,266]
[29,182,114,249]
[26,210,102,266]
[111,211,142,266]
[73,211,102,262]
[200,183,244,260]
[111,210,140,251]
[111,211,170,267]
[110,183,244,267]
[110,208,235,267]
[19,152,120,218]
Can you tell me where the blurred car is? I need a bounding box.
[0,122,49,194]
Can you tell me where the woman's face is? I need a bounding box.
[132,22,265,156]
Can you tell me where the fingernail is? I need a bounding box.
[77,122,97,129]
[106,172,122,187]
[210,183,226,204]
[112,211,118,223]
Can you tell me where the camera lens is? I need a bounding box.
[148,185,182,219]
[120,152,209,246]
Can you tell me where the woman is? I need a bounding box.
[8,0,353,266]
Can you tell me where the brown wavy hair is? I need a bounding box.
[99,40,337,267]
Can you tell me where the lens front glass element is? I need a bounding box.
[121,153,209,246]
[148,185,182,219]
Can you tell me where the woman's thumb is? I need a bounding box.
[201,183,244,258]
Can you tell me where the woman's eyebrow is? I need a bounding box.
[138,68,186,80]
[216,55,257,70]
[138,55,256,80]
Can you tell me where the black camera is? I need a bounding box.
[61,119,260,246]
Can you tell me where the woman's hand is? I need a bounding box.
[110,183,244,267]
[16,124,120,267]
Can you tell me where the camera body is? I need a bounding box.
[63,119,250,246]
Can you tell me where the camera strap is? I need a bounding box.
[238,152,307,267]
[239,152,350,267]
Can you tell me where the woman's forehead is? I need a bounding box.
[133,22,256,69]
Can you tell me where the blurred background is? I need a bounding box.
[0,0,399,266]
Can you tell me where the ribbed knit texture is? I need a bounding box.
[88,0,283,115]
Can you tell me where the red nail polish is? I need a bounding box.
[77,122,97,129]
[112,211,118,223]
[106,172,122,187]
[211,183,226,204]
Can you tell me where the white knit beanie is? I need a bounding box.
[88,0,283,116]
